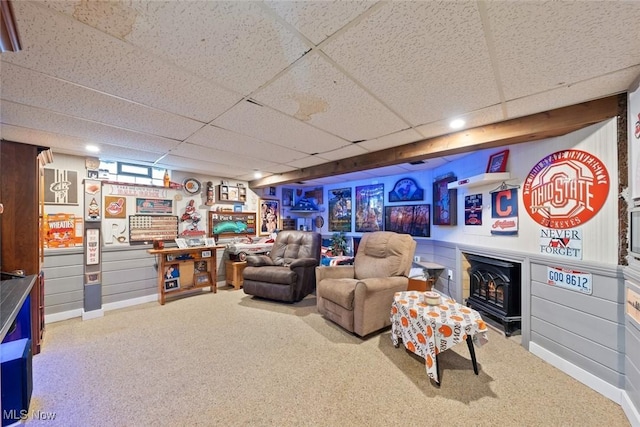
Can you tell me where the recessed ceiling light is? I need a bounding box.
[253,171,262,179]
[449,119,465,130]
[86,145,100,153]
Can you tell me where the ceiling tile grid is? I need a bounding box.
[320,1,500,126]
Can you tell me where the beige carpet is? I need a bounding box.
[25,287,629,427]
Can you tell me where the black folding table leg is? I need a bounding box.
[434,353,441,386]
[466,335,479,375]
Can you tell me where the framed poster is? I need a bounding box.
[282,188,294,207]
[355,184,384,232]
[328,188,352,232]
[464,194,483,226]
[259,199,280,235]
[486,149,509,173]
[384,204,430,237]
[433,175,457,226]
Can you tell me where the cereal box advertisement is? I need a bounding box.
[43,213,83,248]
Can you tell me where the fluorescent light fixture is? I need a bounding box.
[86,145,100,153]
[253,171,262,179]
[449,118,465,129]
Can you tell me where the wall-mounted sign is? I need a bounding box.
[523,149,609,229]
[627,287,640,325]
[539,228,582,259]
[105,197,126,218]
[136,198,173,214]
[389,177,424,202]
[86,228,100,265]
[546,266,592,295]
[465,194,482,225]
[491,188,518,235]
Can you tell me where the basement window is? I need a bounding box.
[99,160,165,187]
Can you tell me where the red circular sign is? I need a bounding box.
[522,149,609,229]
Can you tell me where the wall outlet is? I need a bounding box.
[447,269,453,279]
[414,256,420,262]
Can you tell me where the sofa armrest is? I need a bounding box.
[246,255,275,267]
[352,276,409,337]
[315,265,355,283]
[288,257,319,269]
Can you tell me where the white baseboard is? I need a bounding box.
[81,308,104,321]
[45,293,158,324]
[529,342,622,403]
[530,342,640,426]
[621,391,640,427]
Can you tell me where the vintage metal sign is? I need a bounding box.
[546,266,592,294]
[539,228,583,259]
[523,149,609,229]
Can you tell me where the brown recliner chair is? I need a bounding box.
[243,230,321,302]
[316,231,416,337]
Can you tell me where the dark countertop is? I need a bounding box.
[0,274,36,342]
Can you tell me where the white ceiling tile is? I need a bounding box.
[187,125,308,164]
[314,143,369,161]
[4,1,241,122]
[169,142,277,172]
[254,52,407,141]
[359,128,424,152]
[265,0,377,45]
[102,1,309,95]
[0,62,205,140]
[414,105,505,140]
[212,101,349,153]
[1,101,179,153]
[156,155,254,180]
[505,67,640,120]
[321,2,499,126]
[287,155,333,169]
[487,1,640,100]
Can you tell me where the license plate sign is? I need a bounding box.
[547,266,592,295]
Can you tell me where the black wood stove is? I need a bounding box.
[466,254,521,336]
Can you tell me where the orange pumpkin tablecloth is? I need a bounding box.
[390,290,488,383]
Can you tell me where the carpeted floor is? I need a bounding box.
[24,286,629,426]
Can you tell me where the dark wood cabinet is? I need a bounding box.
[0,140,47,354]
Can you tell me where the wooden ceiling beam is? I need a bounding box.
[249,94,621,188]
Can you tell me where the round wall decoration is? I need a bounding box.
[183,178,201,195]
[522,149,609,229]
[315,216,324,228]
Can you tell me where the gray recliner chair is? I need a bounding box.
[316,231,416,337]
[243,230,322,302]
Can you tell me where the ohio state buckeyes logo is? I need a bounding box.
[523,149,609,229]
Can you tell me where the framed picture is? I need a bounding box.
[384,204,430,237]
[355,184,384,232]
[433,175,457,226]
[164,263,180,280]
[194,260,208,272]
[486,149,509,173]
[164,278,180,292]
[194,272,212,287]
[259,199,280,235]
[282,188,294,207]
[328,188,352,232]
[85,272,101,285]
[44,168,79,205]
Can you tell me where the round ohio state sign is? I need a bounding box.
[522,149,609,229]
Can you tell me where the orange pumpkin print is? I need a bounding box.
[407,341,416,352]
[439,305,449,311]
[460,307,471,314]
[426,325,433,337]
[409,295,418,299]
[417,302,427,307]
[438,325,453,337]
[426,354,433,368]
[409,308,418,318]
[447,299,456,304]
[417,333,426,344]
[401,316,409,327]
[450,315,464,321]
[427,311,440,318]
[391,306,398,314]
[399,299,408,305]
[476,319,487,330]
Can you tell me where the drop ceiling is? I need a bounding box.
[1,1,639,186]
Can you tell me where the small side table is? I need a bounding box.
[225,260,247,290]
[407,278,434,292]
